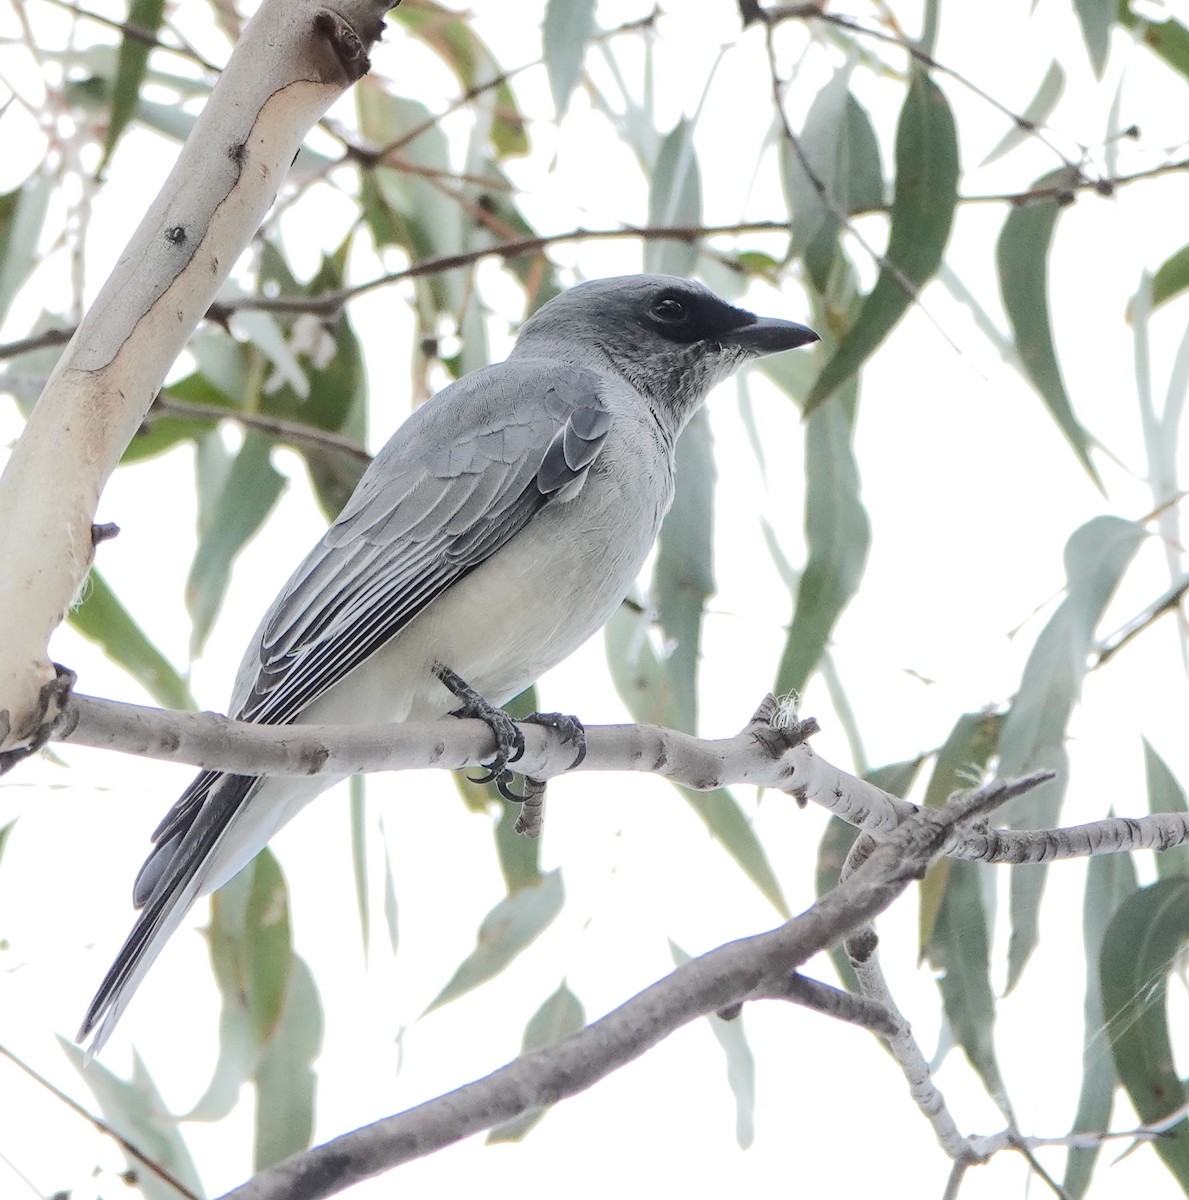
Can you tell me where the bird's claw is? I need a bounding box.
[523,710,587,769]
[434,661,525,777]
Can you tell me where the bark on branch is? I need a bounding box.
[216,778,1025,1200]
[0,0,392,753]
[51,692,1189,865]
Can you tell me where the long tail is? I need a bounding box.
[78,772,258,1056]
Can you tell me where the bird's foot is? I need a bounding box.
[433,662,525,784]
[522,710,587,769]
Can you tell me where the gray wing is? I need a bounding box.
[235,360,612,725]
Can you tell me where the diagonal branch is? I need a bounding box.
[217,780,1020,1200]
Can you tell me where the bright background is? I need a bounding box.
[2,0,1189,1196]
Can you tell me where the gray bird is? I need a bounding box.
[79,274,817,1052]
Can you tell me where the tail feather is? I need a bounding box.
[78,773,258,1055]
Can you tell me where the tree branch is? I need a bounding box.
[51,693,1189,868]
[0,0,392,754]
[217,781,1017,1200]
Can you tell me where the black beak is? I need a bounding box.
[724,315,819,356]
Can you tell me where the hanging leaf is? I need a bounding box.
[1100,878,1189,1191]
[424,870,565,1013]
[782,75,884,290]
[487,981,586,1142]
[1149,243,1189,313]
[1000,516,1145,990]
[59,1041,204,1200]
[1075,0,1114,76]
[981,63,1065,166]
[654,406,716,733]
[254,955,323,1170]
[99,0,166,172]
[667,939,757,1148]
[393,0,528,156]
[542,0,597,116]
[606,603,789,917]
[806,67,958,412]
[646,118,703,278]
[185,431,287,659]
[996,167,1100,483]
[69,569,195,711]
[926,859,1014,1120]
[1144,739,1189,879]
[1063,846,1137,1198]
[1117,2,1189,80]
[0,169,52,327]
[917,711,1003,950]
[773,383,869,696]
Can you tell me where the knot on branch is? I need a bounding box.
[747,693,819,760]
[0,663,77,773]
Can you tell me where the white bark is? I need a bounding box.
[0,0,391,751]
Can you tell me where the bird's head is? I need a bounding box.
[512,274,819,433]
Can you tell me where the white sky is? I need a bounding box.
[2,0,1189,1197]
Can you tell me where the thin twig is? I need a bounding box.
[0,1043,201,1200]
[147,394,373,464]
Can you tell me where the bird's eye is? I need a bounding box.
[650,296,688,323]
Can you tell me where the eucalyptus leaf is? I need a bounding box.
[424,870,565,1013]
[100,0,166,171]
[1100,878,1189,1189]
[1063,845,1137,1198]
[542,0,597,116]
[1000,516,1145,990]
[996,168,1100,483]
[806,67,958,412]
[69,569,195,711]
[487,981,586,1142]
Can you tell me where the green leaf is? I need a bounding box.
[782,75,883,290]
[981,62,1065,166]
[59,1041,204,1200]
[211,848,294,1047]
[605,603,789,917]
[806,67,958,412]
[918,712,1003,950]
[1000,516,1145,990]
[393,0,528,156]
[0,169,52,327]
[487,981,586,1142]
[1118,1,1189,79]
[773,385,870,696]
[542,0,597,116]
[99,0,166,171]
[1075,0,1114,76]
[193,848,295,1125]
[996,168,1100,483]
[69,569,194,710]
[668,939,756,1148]
[926,860,1013,1119]
[1144,739,1189,879]
[815,815,861,992]
[654,407,715,733]
[1150,243,1189,312]
[254,955,323,1170]
[646,117,703,278]
[1063,846,1137,1198]
[1100,878,1189,1190]
[186,431,286,659]
[424,870,565,1013]
[350,774,369,951]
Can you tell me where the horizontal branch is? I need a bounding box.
[52,693,1189,868]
